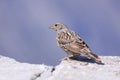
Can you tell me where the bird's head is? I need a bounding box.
[49,23,68,32]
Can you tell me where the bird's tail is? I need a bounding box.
[89,52,102,62]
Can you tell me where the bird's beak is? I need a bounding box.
[49,26,54,29]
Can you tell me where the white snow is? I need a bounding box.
[48,56,120,80]
[0,56,52,80]
[0,56,120,80]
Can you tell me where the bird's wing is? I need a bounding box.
[64,39,91,54]
[57,30,92,54]
[64,31,92,54]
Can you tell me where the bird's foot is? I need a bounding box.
[59,57,70,62]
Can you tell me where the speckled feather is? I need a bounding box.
[50,23,101,62]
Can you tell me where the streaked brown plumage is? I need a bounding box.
[50,23,101,62]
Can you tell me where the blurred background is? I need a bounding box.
[0,0,120,65]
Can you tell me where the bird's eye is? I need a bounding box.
[55,24,58,26]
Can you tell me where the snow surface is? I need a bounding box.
[0,56,52,80]
[0,56,120,80]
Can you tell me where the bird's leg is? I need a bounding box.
[59,55,73,62]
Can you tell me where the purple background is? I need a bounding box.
[0,0,120,65]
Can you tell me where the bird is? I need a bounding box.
[49,22,101,63]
